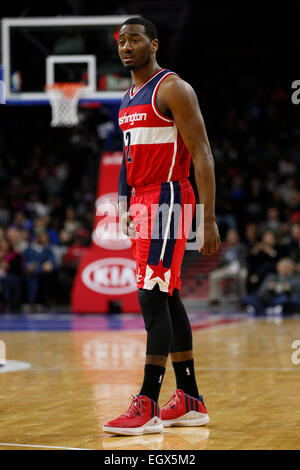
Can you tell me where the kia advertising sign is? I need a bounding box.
[81,258,136,295]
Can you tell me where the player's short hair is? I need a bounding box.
[120,17,158,40]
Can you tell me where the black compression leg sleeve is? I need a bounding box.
[168,288,193,353]
[138,284,173,356]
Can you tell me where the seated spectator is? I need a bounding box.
[259,207,281,238]
[6,227,23,252]
[246,229,279,292]
[11,210,32,232]
[244,222,259,248]
[279,176,298,204]
[23,231,57,310]
[6,227,30,254]
[208,229,248,304]
[242,258,300,315]
[64,207,80,236]
[26,191,49,218]
[32,215,59,245]
[0,237,23,312]
[43,214,59,245]
[52,229,73,269]
[62,227,90,271]
[286,224,300,252]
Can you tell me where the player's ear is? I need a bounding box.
[151,39,159,53]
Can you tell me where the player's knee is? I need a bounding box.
[138,285,173,356]
[168,287,181,309]
[138,285,170,332]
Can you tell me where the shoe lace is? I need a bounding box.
[162,390,181,409]
[122,395,145,418]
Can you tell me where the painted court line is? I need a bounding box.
[194,367,300,372]
[0,442,91,450]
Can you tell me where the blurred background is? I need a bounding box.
[0,0,299,316]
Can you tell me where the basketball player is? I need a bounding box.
[103,17,220,435]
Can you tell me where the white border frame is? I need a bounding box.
[1,15,133,103]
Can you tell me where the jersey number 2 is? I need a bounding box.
[125,131,132,163]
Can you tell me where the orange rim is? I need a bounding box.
[45,82,85,97]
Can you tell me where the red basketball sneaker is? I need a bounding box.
[103,394,163,436]
[160,389,209,427]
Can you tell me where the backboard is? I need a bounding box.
[1,16,134,105]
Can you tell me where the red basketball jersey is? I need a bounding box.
[118,68,191,187]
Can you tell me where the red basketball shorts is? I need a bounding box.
[129,179,195,295]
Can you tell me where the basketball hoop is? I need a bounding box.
[45,82,85,127]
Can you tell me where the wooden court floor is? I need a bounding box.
[0,316,300,450]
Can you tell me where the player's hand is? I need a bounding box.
[42,261,54,273]
[120,211,136,238]
[196,221,221,256]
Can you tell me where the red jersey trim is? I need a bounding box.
[129,68,166,99]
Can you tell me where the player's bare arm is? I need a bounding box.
[118,155,135,238]
[156,76,221,256]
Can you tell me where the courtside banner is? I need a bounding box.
[71,152,139,313]
[92,152,132,252]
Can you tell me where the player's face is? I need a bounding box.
[118,24,157,71]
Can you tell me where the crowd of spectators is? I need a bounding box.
[205,79,300,315]
[0,105,109,312]
[208,223,300,315]
[0,71,299,315]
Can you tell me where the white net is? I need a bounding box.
[46,83,85,127]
